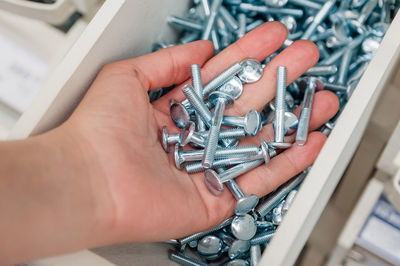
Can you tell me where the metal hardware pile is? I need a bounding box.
[149,0,399,265]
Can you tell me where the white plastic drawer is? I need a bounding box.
[12,0,400,265]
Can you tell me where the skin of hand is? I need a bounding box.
[0,22,339,264]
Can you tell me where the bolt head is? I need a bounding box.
[174,143,184,170]
[231,214,257,241]
[269,142,292,149]
[161,126,170,152]
[284,112,299,136]
[264,0,288,7]
[219,76,243,99]
[244,110,261,136]
[238,59,263,83]
[280,15,297,34]
[170,100,190,129]
[180,121,196,146]
[204,169,224,195]
[235,194,259,215]
[228,240,250,259]
[197,235,223,256]
[208,91,235,106]
[332,18,351,42]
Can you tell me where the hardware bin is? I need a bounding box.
[10,0,400,265]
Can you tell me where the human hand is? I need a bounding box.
[60,21,339,246]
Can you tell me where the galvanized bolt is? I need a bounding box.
[201,0,223,40]
[281,189,297,216]
[305,65,338,76]
[182,84,212,127]
[238,59,263,83]
[167,16,203,32]
[250,230,275,245]
[202,91,236,168]
[191,64,207,132]
[250,244,261,266]
[296,77,316,145]
[204,159,264,195]
[223,110,262,136]
[161,126,182,153]
[239,3,304,18]
[197,235,223,256]
[301,0,336,40]
[231,214,257,240]
[218,76,244,100]
[272,200,285,225]
[170,99,192,129]
[226,180,259,215]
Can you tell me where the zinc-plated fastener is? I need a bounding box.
[255,170,307,218]
[238,59,263,83]
[239,3,304,18]
[223,110,262,136]
[231,214,257,240]
[174,143,260,169]
[305,65,338,76]
[178,217,234,246]
[301,0,336,40]
[250,244,261,266]
[227,259,249,266]
[202,91,236,168]
[197,235,223,256]
[182,84,212,127]
[250,230,275,245]
[161,126,182,153]
[204,159,264,195]
[281,189,297,216]
[201,0,223,40]
[167,16,203,32]
[191,64,207,132]
[296,77,316,145]
[226,180,259,215]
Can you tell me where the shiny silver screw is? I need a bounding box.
[201,0,223,40]
[250,230,275,246]
[167,16,203,32]
[231,214,257,240]
[250,245,261,266]
[226,180,259,215]
[202,91,236,168]
[296,77,316,145]
[223,110,262,136]
[197,235,223,256]
[204,159,264,195]
[161,126,182,153]
[281,189,297,216]
[191,64,207,132]
[301,0,336,40]
[182,84,212,127]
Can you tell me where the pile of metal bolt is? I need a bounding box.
[150,0,399,265]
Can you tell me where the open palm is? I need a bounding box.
[63,22,339,245]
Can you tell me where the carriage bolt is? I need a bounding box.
[185,140,276,173]
[220,5,239,31]
[202,91,236,168]
[305,65,338,76]
[174,144,260,169]
[182,62,243,109]
[239,3,304,18]
[201,0,222,40]
[167,16,203,32]
[227,259,249,266]
[191,64,207,131]
[319,33,366,65]
[237,13,247,39]
[358,0,379,25]
[255,170,307,218]
[289,0,322,9]
[250,230,275,246]
[199,128,247,140]
[226,180,259,215]
[182,84,212,127]
[238,59,263,83]
[161,126,182,153]
[218,76,243,100]
[301,0,336,40]
[281,189,297,216]
[169,251,208,266]
[337,47,354,85]
[215,231,251,259]
[223,110,262,136]
[178,217,234,246]
[246,19,264,32]
[180,31,200,44]
[170,99,193,129]
[197,235,223,256]
[250,245,261,266]
[272,66,292,149]
[280,15,297,33]
[204,160,264,195]
[296,77,316,145]
[256,220,276,231]
[272,200,284,225]
[231,214,257,240]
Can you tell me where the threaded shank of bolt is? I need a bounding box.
[167,16,203,32]
[219,128,246,139]
[182,84,212,125]
[202,124,220,167]
[191,64,203,96]
[275,66,287,112]
[216,145,259,157]
[169,252,208,266]
[250,231,275,246]
[203,62,242,96]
